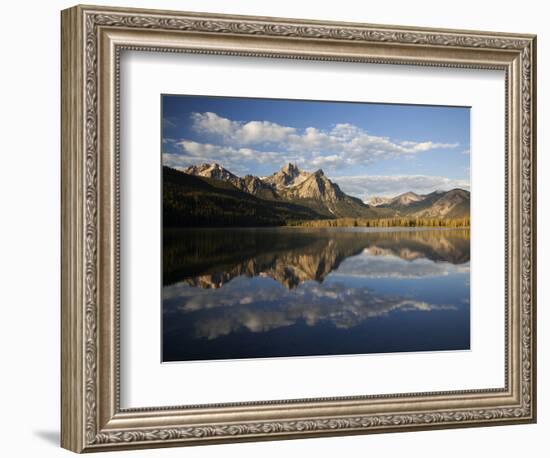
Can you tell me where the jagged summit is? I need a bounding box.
[284,168,345,205]
[281,162,301,176]
[368,196,392,207]
[184,163,236,180]
[179,162,470,220]
[391,191,423,207]
[264,163,310,189]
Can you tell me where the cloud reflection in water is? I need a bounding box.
[164,275,458,340]
[162,228,470,359]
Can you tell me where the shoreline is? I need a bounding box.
[164,226,470,233]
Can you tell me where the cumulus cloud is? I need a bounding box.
[163,279,458,340]
[191,112,296,145]
[162,142,285,175]
[336,174,470,200]
[175,112,459,171]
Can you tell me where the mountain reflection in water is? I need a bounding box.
[162,227,470,362]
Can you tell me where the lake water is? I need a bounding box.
[162,227,470,362]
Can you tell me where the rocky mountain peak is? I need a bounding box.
[313,169,325,177]
[184,163,247,193]
[281,162,301,177]
[390,191,424,207]
[368,196,392,207]
[284,168,345,204]
[437,188,469,203]
[264,163,309,189]
[185,162,235,180]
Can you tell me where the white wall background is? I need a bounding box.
[0,0,546,456]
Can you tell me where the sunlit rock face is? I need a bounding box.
[263,162,310,189]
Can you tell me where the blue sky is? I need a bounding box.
[162,95,470,199]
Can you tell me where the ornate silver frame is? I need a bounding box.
[61,4,537,453]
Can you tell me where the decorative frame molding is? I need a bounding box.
[61,4,536,453]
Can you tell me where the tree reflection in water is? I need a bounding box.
[162,228,470,361]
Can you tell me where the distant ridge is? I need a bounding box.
[372,189,470,219]
[183,162,384,219]
[168,162,470,226]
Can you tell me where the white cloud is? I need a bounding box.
[191,112,296,145]
[163,141,287,175]
[186,111,459,167]
[309,154,342,168]
[190,112,236,136]
[336,174,470,200]
[240,120,296,143]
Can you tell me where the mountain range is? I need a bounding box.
[163,162,470,227]
[182,162,383,218]
[367,189,470,219]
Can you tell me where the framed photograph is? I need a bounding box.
[61,4,537,453]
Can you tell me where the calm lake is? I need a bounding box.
[162,227,470,362]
